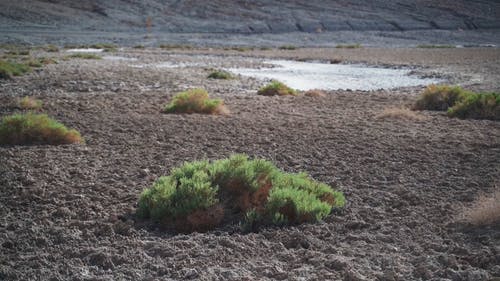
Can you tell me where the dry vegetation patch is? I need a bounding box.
[0,113,83,145]
[19,97,43,110]
[376,107,426,121]
[463,189,500,226]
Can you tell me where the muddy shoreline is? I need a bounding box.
[1,47,499,280]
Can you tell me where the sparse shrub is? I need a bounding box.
[463,189,500,226]
[304,89,326,98]
[90,43,117,52]
[447,92,500,120]
[259,47,271,51]
[330,59,342,64]
[44,45,59,52]
[133,45,145,49]
[137,154,345,233]
[207,70,233,80]
[66,53,102,60]
[413,85,471,111]
[163,88,228,115]
[19,97,43,110]
[0,113,83,145]
[279,45,297,50]
[257,81,297,96]
[0,60,31,79]
[6,49,30,56]
[376,107,426,121]
[335,44,361,49]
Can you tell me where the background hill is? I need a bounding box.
[1,0,500,46]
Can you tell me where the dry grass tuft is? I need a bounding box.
[304,89,327,98]
[376,107,426,121]
[463,189,500,226]
[19,96,43,110]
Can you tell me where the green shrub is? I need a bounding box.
[0,60,31,79]
[137,154,345,233]
[447,92,500,120]
[66,53,102,60]
[133,45,145,49]
[413,85,471,111]
[89,43,117,52]
[279,45,297,50]
[257,81,297,96]
[335,44,361,49]
[207,70,233,80]
[0,113,83,145]
[163,88,228,114]
[19,96,43,110]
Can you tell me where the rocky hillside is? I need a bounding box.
[1,0,500,33]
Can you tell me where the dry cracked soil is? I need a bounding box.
[0,47,499,280]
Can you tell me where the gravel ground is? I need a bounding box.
[0,47,499,280]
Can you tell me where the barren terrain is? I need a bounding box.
[0,47,499,280]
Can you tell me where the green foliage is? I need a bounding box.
[90,43,118,52]
[257,81,297,96]
[448,92,500,120]
[137,154,345,232]
[66,53,102,60]
[0,113,83,145]
[413,85,471,111]
[279,45,297,50]
[133,45,145,49]
[335,44,362,49]
[417,44,455,49]
[0,60,31,79]
[163,88,226,114]
[207,70,233,80]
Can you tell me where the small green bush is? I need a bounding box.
[137,154,345,233]
[335,44,361,49]
[133,45,145,49]
[163,88,228,115]
[448,92,500,120]
[279,45,297,50]
[257,81,297,96]
[0,60,31,79]
[207,70,233,80]
[6,49,30,56]
[413,85,471,111]
[0,113,83,145]
[66,53,102,60]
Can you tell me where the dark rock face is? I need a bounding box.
[0,0,499,34]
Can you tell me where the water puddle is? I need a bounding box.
[66,48,104,53]
[228,60,442,91]
[131,61,204,69]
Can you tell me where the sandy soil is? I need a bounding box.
[0,48,499,280]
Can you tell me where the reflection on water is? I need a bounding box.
[228,60,442,91]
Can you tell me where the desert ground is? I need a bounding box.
[0,47,499,280]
